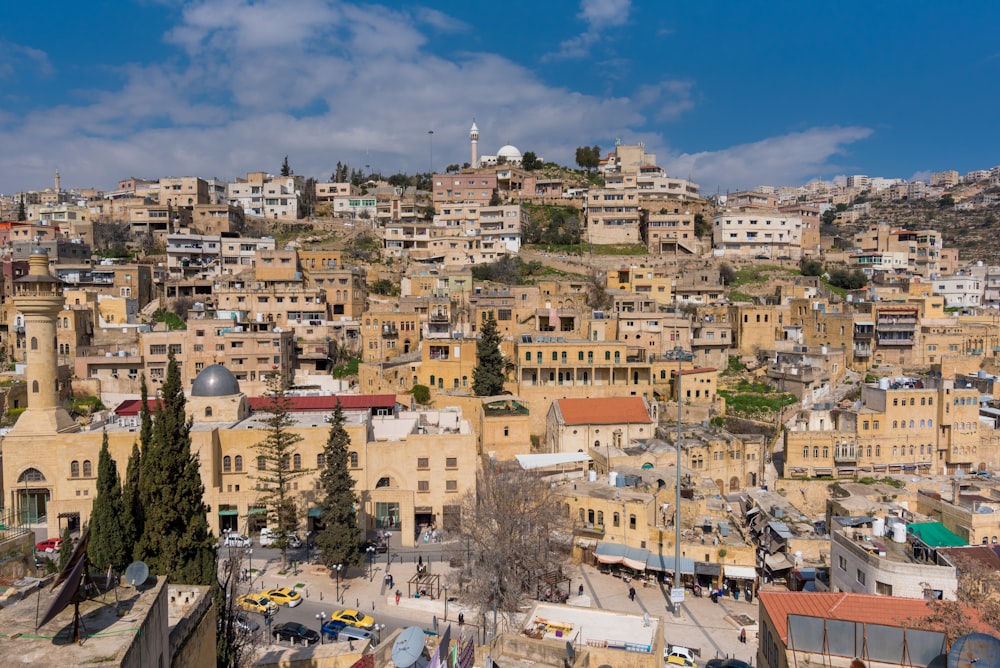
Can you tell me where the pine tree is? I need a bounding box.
[88,431,129,572]
[253,376,310,569]
[315,404,363,569]
[280,156,291,176]
[473,311,505,396]
[136,352,216,584]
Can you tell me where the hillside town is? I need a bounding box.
[1,127,999,668]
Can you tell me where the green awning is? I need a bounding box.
[248,507,266,515]
[218,509,238,516]
[308,506,323,518]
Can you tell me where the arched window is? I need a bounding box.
[71,460,80,478]
[822,446,829,459]
[376,476,390,488]
[892,446,898,457]
[867,445,872,457]
[579,508,585,522]
[234,455,243,472]
[588,509,595,524]
[317,453,326,468]
[803,447,809,459]
[32,380,39,393]
[257,456,266,470]
[893,421,898,429]
[813,446,819,458]
[928,419,933,428]
[205,406,213,417]
[293,454,301,470]
[910,445,915,455]
[349,452,359,467]
[876,445,881,457]
[17,468,46,483]
[30,336,37,350]
[594,440,601,449]
[613,512,620,527]
[629,514,636,530]
[82,460,92,477]
[223,456,232,472]
[909,420,915,428]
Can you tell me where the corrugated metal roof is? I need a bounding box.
[515,452,592,470]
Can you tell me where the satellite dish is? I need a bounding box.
[949,633,1000,668]
[52,529,90,591]
[124,561,149,588]
[566,640,576,663]
[392,626,428,668]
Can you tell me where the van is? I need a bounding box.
[336,626,373,649]
[259,528,277,547]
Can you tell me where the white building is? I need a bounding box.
[712,210,803,260]
[227,172,303,220]
[932,274,983,309]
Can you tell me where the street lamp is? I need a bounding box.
[333,563,343,603]
[367,545,376,581]
[665,344,695,618]
[443,583,451,621]
[386,532,392,567]
[316,611,327,644]
[375,623,386,645]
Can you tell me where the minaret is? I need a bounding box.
[54,168,61,194]
[469,121,479,169]
[12,248,78,434]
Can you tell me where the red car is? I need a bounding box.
[35,538,63,552]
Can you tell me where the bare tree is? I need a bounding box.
[216,543,264,667]
[585,268,612,311]
[458,461,571,635]
[913,554,1000,643]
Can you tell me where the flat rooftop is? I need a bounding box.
[521,602,660,654]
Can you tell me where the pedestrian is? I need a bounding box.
[458,612,465,626]
[395,590,401,605]
[578,584,584,597]
[628,586,636,601]
[740,628,747,644]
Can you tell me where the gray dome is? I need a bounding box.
[191,364,241,397]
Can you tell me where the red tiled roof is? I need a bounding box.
[554,397,651,426]
[114,399,162,417]
[756,591,993,643]
[248,395,396,412]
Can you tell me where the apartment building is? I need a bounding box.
[712,210,803,260]
[778,203,821,255]
[313,181,358,203]
[932,274,983,309]
[914,481,1000,546]
[158,176,211,206]
[54,263,153,312]
[645,212,697,254]
[35,205,93,246]
[228,171,303,220]
[361,310,421,363]
[606,266,672,306]
[930,170,959,188]
[584,188,641,245]
[382,204,523,266]
[432,172,498,211]
[165,233,277,279]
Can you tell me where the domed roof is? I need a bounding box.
[497,145,522,159]
[191,364,241,397]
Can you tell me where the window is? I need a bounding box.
[417,457,429,469]
[150,344,167,355]
[838,555,847,571]
[446,457,458,469]
[417,481,430,493]
[257,456,266,470]
[629,514,637,530]
[446,480,458,492]
[857,569,866,585]
[613,512,620,527]
[349,452,359,468]
[205,406,213,418]
[803,446,809,459]
[71,460,80,478]
[317,453,325,468]
[83,460,92,477]
[234,455,243,472]
[293,454,301,470]
[223,456,232,472]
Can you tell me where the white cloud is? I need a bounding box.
[660,126,874,192]
[547,0,632,60]
[0,41,53,79]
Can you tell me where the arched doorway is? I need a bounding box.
[17,468,49,524]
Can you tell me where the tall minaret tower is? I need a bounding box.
[11,248,78,434]
[54,168,61,194]
[469,121,479,169]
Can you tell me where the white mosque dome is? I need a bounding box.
[497,145,522,160]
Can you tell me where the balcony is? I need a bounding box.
[575,523,605,538]
[381,327,399,339]
[430,312,450,323]
[834,449,858,463]
[877,336,915,346]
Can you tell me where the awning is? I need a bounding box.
[646,554,695,575]
[765,553,795,571]
[594,542,626,565]
[308,506,323,518]
[218,509,239,516]
[623,547,650,572]
[695,562,721,576]
[248,507,266,515]
[724,565,757,580]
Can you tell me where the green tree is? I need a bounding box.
[575,145,601,172]
[121,441,141,557]
[315,404,363,571]
[473,311,505,396]
[280,155,291,176]
[799,257,823,276]
[136,352,216,584]
[939,193,955,208]
[489,189,503,206]
[820,208,837,227]
[521,151,542,171]
[17,197,26,222]
[411,384,431,405]
[58,525,73,571]
[694,213,710,237]
[253,377,310,569]
[88,432,129,572]
[719,262,737,286]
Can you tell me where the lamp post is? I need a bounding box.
[386,532,392,567]
[333,563,343,603]
[443,583,451,621]
[316,611,327,644]
[367,545,376,581]
[375,623,386,645]
[665,344,695,618]
[428,130,434,175]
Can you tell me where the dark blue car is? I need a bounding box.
[322,618,348,640]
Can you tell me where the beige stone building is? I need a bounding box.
[545,397,656,455]
[584,188,641,245]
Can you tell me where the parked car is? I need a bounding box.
[335,624,374,648]
[330,608,375,629]
[259,528,302,549]
[361,539,388,554]
[321,618,347,639]
[666,646,697,667]
[237,593,276,615]
[234,612,260,634]
[273,622,319,645]
[264,587,302,608]
[35,538,62,553]
[705,661,751,668]
[223,533,252,548]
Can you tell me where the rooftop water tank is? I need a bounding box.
[892,523,907,543]
[879,377,891,390]
[609,471,618,487]
[872,517,885,537]
[588,470,597,482]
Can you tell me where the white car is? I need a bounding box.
[223,533,252,548]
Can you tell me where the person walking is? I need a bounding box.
[628,586,636,601]
[739,628,747,644]
[458,612,465,626]
[395,590,402,605]
[578,584,584,597]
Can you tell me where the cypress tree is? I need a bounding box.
[315,403,363,569]
[58,525,73,571]
[472,311,505,396]
[88,431,129,572]
[122,442,141,560]
[253,377,309,569]
[135,352,216,584]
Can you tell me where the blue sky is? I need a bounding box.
[1,0,998,195]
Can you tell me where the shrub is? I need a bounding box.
[411,384,431,405]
